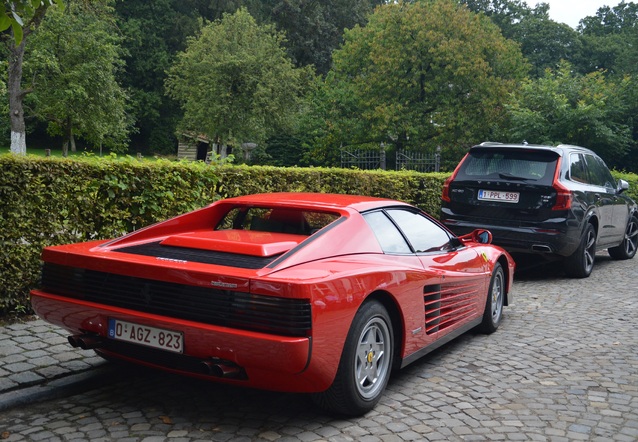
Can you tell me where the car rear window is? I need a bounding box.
[216,206,340,236]
[456,149,558,185]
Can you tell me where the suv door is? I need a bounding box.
[584,154,627,244]
[582,153,623,245]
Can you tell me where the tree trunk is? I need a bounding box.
[4,4,52,156]
[7,39,27,156]
[62,116,73,156]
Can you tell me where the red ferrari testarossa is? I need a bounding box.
[31,192,514,415]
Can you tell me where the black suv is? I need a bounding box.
[441,142,638,277]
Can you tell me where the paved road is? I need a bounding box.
[0,252,636,441]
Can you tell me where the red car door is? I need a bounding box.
[382,208,490,342]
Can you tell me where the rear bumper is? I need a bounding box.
[442,218,581,257]
[30,290,332,392]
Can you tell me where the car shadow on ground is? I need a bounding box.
[512,251,614,281]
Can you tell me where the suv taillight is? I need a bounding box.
[441,154,467,203]
[551,158,572,210]
[441,175,454,202]
[552,181,572,210]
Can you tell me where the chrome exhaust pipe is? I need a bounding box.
[531,244,553,253]
[68,334,103,350]
[201,360,242,378]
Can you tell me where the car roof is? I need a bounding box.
[472,142,596,157]
[221,192,411,212]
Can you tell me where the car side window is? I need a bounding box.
[584,154,615,189]
[569,154,589,183]
[363,211,412,254]
[385,209,452,253]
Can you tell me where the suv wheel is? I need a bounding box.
[564,223,596,278]
[608,214,638,260]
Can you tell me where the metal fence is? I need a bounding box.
[341,147,440,172]
[340,147,386,170]
[395,149,440,172]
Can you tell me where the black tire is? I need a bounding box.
[479,262,504,334]
[312,300,393,416]
[608,215,638,260]
[564,223,596,278]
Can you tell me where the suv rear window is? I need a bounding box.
[455,149,558,185]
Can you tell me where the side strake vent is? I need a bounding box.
[423,282,478,335]
[41,263,312,337]
[115,241,281,269]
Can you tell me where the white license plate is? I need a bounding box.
[108,318,183,353]
[478,189,520,203]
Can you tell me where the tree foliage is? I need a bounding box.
[316,0,527,159]
[578,1,638,75]
[114,0,209,154]
[25,0,130,154]
[462,0,584,78]
[505,61,633,164]
[165,8,312,151]
[0,0,62,44]
[461,0,543,38]
[510,17,582,78]
[247,0,382,75]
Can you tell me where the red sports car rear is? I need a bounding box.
[31,192,514,415]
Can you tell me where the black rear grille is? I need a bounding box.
[41,263,311,337]
[116,241,280,269]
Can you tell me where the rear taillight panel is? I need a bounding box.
[551,157,572,211]
[442,153,467,203]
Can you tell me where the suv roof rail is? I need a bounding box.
[478,141,503,146]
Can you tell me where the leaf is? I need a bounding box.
[11,21,23,45]
[0,12,11,32]
[10,10,23,27]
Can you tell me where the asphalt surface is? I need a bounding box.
[0,251,636,441]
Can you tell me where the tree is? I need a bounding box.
[461,0,540,38]
[25,0,130,155]
[0,63,8,137]
[247,0,383,75]
[511,17,582,78]
[165,8,312,154]
[1,0,61,155]
[114,0,214,154]
[462,0,582,78]
[505,61,632,165]
[1,0,61,44]
[578,2,638,75]
[314,0,528,160]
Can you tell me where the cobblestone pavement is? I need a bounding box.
[0,252,636,441]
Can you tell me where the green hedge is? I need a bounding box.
[2,154,637,315]
[0,154,447,314]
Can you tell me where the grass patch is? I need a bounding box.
[0,146,106,158]
[0,146,175,161]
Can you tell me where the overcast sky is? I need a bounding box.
[532,0,623,28]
